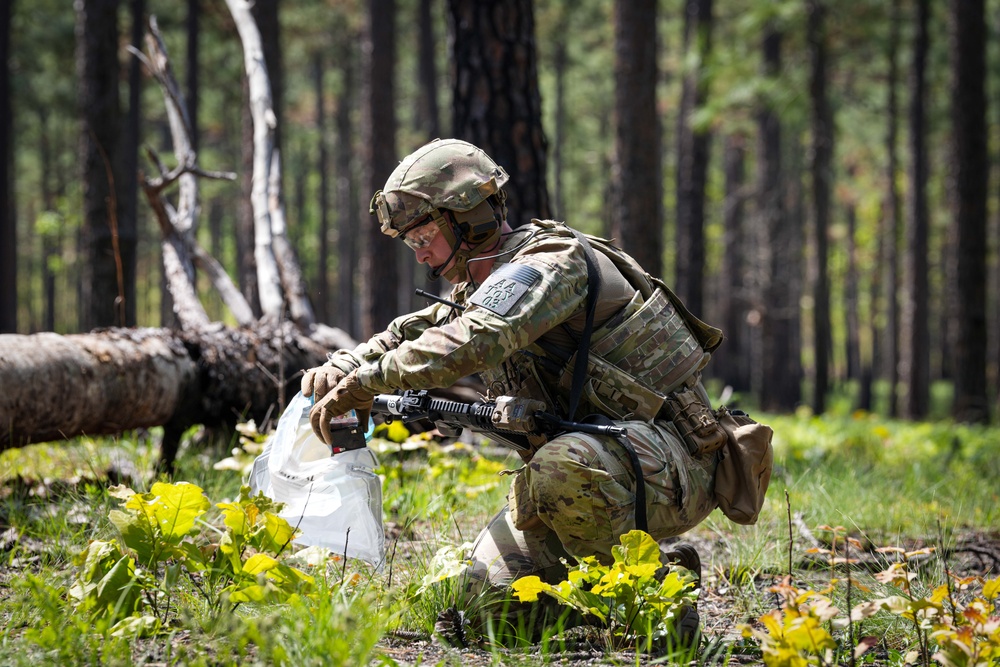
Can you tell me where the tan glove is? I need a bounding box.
[308,370,376,446]
[301,364,348,401]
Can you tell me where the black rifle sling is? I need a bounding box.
[566,229,648,533]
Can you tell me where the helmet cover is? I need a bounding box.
[370,138,509,237]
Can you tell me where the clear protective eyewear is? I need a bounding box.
[401,217,442,250]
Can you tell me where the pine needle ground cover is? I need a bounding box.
[0,411,997,666]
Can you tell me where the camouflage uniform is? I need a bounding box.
[324,217,724,587]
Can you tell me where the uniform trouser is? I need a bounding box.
[468,418,720,589]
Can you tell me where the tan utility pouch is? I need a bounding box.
[713,406,774,525]
[508,468,544,531]
[664,384,728,457]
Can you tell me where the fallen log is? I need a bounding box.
[0,322,353,469]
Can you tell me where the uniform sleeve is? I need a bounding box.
[354,237,590,393]
[323,302,453,375]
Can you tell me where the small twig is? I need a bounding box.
[937,519,959,627]
[846,536,855,667]
[340,526,351,586]
[785,490,793,578]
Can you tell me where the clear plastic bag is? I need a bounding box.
[249,391,385,569]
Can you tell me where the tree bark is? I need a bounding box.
[77,0,125,330]
[948,0,989,423]
[844,193,861,382]
[416,0,441,141]
[119,0,144,328]
[550,6,569,221]
[448,0,550,226]
[901,0,930,419]
[714,134,750,393]
[0,324,349,464]
[359,0,399,339]
[186,0,199,154]
[0,0,14,333]
[882,0,901,418]
[674,0,713,318]
[807,0,832,414]
[756,26,800,412]
[334,28,359,339]
[610,0,661,277]
[313,52,330,324]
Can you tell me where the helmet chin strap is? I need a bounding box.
[427,212,502,283]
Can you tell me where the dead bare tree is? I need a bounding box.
[0,8,353,471]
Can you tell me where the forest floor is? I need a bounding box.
[2,410,999,666]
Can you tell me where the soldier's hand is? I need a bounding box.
[309,370,376,446]
[301,364,347,401]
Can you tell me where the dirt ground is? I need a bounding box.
[373,529,1000,666]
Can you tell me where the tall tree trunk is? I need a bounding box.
[119,0,143,328]
[610,0,661,277]
[186,0,199,153]
[416,0,441,140]
[715,134,750,393]
[314,52,330,325]
[335,30,358,339]
[901,0,930,419]
[674,0,713,317]
[883,0,902,418]
[757,26,800,412]
[415,0,442,303]
[238,72,260,315]
[0,0,14,333]
[448,0,550,226]
[77,0,124,330]
[39,110,59,332]
[807,0,832,414]
[844,192,861,382]
[360,0,398,338]
[550,6,569,221]
[949,0,989,423]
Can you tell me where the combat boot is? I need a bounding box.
[658,541,702,646]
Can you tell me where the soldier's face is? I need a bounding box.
[412,222,460,281]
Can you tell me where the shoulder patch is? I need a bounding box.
[468,263,542,316]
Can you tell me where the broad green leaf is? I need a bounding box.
[149,481,210,540]
[109,615,160,638]
[109,509,156,564]
[255,512,298,553]
[983,576,1000,600]
[625,563,659,579]
[176,540,207,572]
[217,501,250,537]
[94,555,142,620]
[615,530,660,567]
[511,575,551,602]
[243,553,279,576]
[227,583,270,603]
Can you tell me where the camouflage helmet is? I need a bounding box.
[370,139,509,238]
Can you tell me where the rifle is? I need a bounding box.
[369,390,628,452]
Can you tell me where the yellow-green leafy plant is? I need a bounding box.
[511,530,698,650]
[740,577,840,666]
[852,548,1000,667]
[70,482,315,635]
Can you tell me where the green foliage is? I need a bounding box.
[511,530,699,651]
[68,482,315,634]
[371,422,514,525]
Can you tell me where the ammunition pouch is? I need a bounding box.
[663,381,727,457]
[508,468,544,530]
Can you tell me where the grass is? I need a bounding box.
[1,406,998,665]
